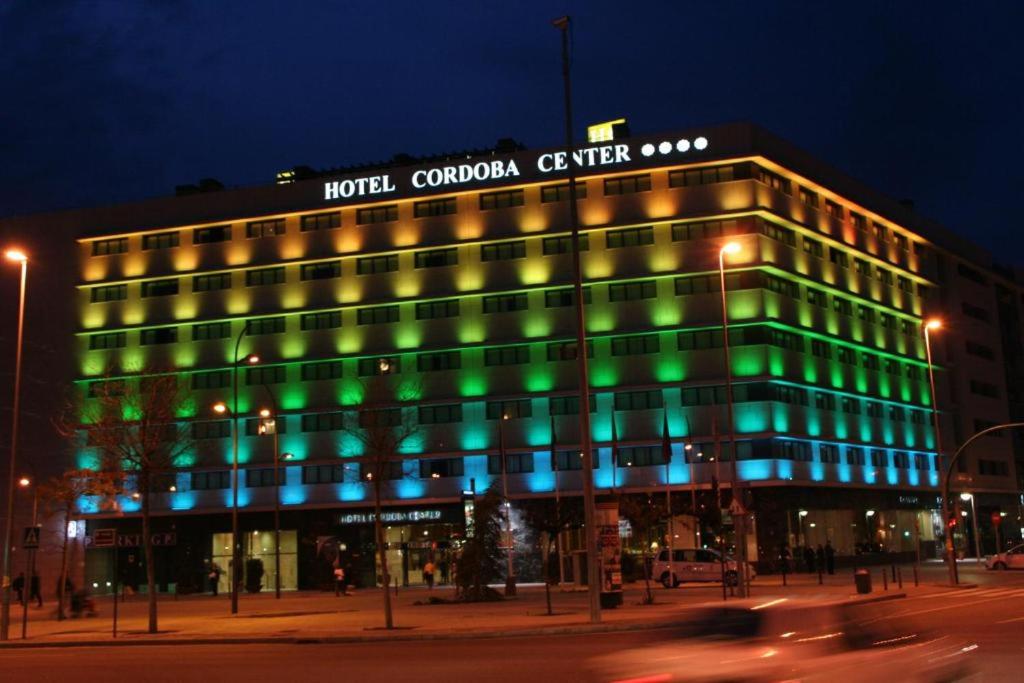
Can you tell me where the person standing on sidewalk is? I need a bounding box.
[423,560,435,590]
[333,563,346,596]
[778,544,791,575]
[13,573,25,605]
[825,540,836,575]
[30,572,43,607]
[209,561,223,596]
[803,545,816,573]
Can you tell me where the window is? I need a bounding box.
[847,447,865,466]
[764,274,801,298]
[246,219,285,238]
[90,285,127,303]
[540,182,586,203]
[142,232,179,250]
[806,289,827,308]
[485,399,532,419]
[858,305,876,323]
[798,187,819,207]
[767,328,804,352]
[978,459,1010,477]
[303,261,343,280]
[357,357,400,376]
[668,165,735,187]
[888,405,905,422]
[829,248,849,268]
[877,267,893,285]
[140,327,178,345]
[542,234,590,254]
[482,293,528,313]
[357,305,399,325]
[413,197,456,217]
[615,446,667,468]
[836,347,856,365]
[814,392,836,411]
[487,453,533,475]
[819,444,840,464]
[757,219,796,246]
[879,312,896,330]
[611,334,659,356]
[484,345,529,366]
[840,396,861,415]
[301,360,343,381]
[417,351,461,372]
[811,339,832,359]
[91,238,128,256]
[962,302,989,322]
[141,279,179,298]
[604,174,651,195]
[480,241,526,261]
[851,213,867,232]
[300,212,340,232]
[965,341,995,360]
[893,233,909,251]
[855,258,872,277]
[302,464,345,484]
[246,469,280,487]
[88,332,126,350]
[893,451,910,469]
[302,412,346,432]
[606,226,654,249]
[866,402,884,418]
[957,263,987,285]
[671,218,744,242]
[833,298,852,316]
[421,458,465,478]
[479,190,524,210]
[969,380,999,398]
[246,366,286,385]
[755,166,792,194]
[248,317,286,335]
[418,404,463,424]
[192,470,231,490]
[870,449,887,467]
[861,353,880,370]
[803,237,823,258]
[355,255,397,276]
[552,449,595,471]
[414,248,458,268]
[193,421,231,439]
[549,395,596,415]
[87,380,124,398]
[359,408,403,428]
[609,280,657,302]
[416,300,459,320]
[546,340,593,361]
[300,311,342,330]
[614,390,663,411]
[245,267,285,287]
[544,287,591,307]
[897,275,913,293]
[193,225,231,244]
[193,273,232,292]
[824,200,843,219]
[191,370,230,390]
[192,321,232,341]
[356,205,398,224]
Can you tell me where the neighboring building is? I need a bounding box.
[2,122,1020,593]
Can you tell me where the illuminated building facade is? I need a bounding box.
[47,122,1022,589]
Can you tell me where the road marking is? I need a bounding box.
[995,615,1024,624]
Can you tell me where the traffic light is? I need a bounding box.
[948,501,962,528]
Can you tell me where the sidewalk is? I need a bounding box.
[0,568,940,649]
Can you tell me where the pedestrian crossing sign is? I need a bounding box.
[22,525,41,549]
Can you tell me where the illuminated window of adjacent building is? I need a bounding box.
[247,317,286,335]
[667,164,735,187]
[415,299,459,320]
[87,331,126,350]
[613,389,663,411]
[417,350,461,372]
[540,182,586,203]
[246,219,285,239]
[413,197,456,218]
[300,212,340,232]
[191,370,230,390]
[486,399,531,419]
[610,334,659,356]
[414,247,458,268]
[542,234,589,254]
[487,453,532,474]
[754,166,792,195]
[91,238,128,256]
[356,305,399,325]
[142,232,180,250]
[192,321,231,341]
[544,287,591,307]
[193,225,231,244]
[606,226,653,249]
[300,311,342,330]
[357,356,400,376]
[193,273,233,292]
[245,416,288,436]
[484,345,529,366]
[90,284,127,303]
[603,174,651,195]
[417,404,463,424]
[303,261,343,280]
[301,360,343,381]
[141,278,179,298]
[480,240,526,261]
[140,327,177,345]
[356,205,398,224]
[245,267,285,286]
[479,190,524,210]
[609,280,656,302]
[482,293,528,313]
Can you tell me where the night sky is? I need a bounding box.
[1,1,1023,258]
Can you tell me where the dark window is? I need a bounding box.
[614,390,663,411]
[421,458,465,478]
[546,340,593,361]
[193,225,231,244]
[611,334,659,356]
[486,399,532,419]
[245,267,285,287]
[302,261,343,280]
[962,302,989,322]
[615,445,666,467]
[246,365,286,385]
[667,165,735,187]
[193,421,231,439]
[544,287,591,307]
[806,289,827,308]
[855,258,872,277]
[606,226,654,249]
[484,345,529,366]
[870,449,887,467]
[301,412,346,432]
[141,279,179,298]
[540,182,586,203]
[357,305,400,325]
[300,311,342,331]
[969,380,999,398]
[413,197,457,218]
[301,464,346,484]
[893,451,910,469]
[957,263,987,285]
[357,357,400,376]
[91,238,128,256]
[978,459,1009,477]
[764,275,800,298]
[246,219,285,238]
[755,166,792,194]
[247,317,286,335]
[482,293,528,313]
[603,174,651,195]
[142,232,179,250]
[191,370,230,390]
[90,285,127,303]
[481,241,526,261]
[354,255,398,276]
[140,327,178,345]
[479,190,524,210]
[609,280,657,302]
[798,186,819,207]
[549,395,597,415]
[552,449,596,471]
[356,205,398,224]
[852,213,867,232]
[829,248,849,268]
[416,300,459,320]
[192,321,232,341]
[846,447,865,466]
[193,273,233,292]
[414,248,458,268]
[192,470,231,490]
[301,360,343,381]
[246,468,280,487]
[965,341,995,360]
[803,237,823,258]
[417,351,461,372]
[88,332,127,350]
[418,404,463,424]
[487,453,533,475]
[833,298,852,316]
[757,219,796,246]
[300,212,340,231]
[542,234,590,254]
[824,200,843,219]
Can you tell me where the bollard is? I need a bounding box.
[818,566,823,585]
[891,564,896,582]
[882,567,888,591]
[394,577,399,597]
[897,566,903,589]
[782,567,787,587]
[913,563,919,587]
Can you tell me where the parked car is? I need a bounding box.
[589,599,976,682]
[985,542,1024,570]
[651,547,757,587]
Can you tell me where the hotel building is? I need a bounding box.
[8,122,1020,592]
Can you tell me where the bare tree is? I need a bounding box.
[341,372,420,630]
[60,370,193,633]
[37,469,119,619]
[520,496,583,615]
[619,493,665,605]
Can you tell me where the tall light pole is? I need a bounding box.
[960,492,982,561]
[258,397,290,599]
[17,476,37,640]
[1,248,28,642]
[718,241,748,597]
[553,14,601,623]
[498,414,516,596]
[923,318,954,582]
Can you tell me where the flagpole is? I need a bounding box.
[663,411,674,556]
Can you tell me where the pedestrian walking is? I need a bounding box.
[439,558,449,585]
[333,563,346,597]
[778,544,791,575]
[30,572,42,607]
[803,545,816,573]
[208,561,222,596]
[423,560,435,589]
[815,544,825,576]
[12,572,24,605]
[825,540,836,575]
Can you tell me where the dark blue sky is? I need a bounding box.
[2,0,1022,257]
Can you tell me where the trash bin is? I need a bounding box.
[854,569,872,594]
[600,590,623,609]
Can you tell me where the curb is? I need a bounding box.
[0,593,908,650]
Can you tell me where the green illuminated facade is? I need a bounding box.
[61,123,1020,586]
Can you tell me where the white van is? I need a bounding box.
[651,548,756,587]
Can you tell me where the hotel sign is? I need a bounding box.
[337,509,444,525]
[322,134,710,202]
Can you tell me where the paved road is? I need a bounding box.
[2,566,1021,682]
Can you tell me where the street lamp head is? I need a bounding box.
[259,408,271,418]
[245,354,260,365]
[17,476,30,488]
[798,510,809,517]
[721,242,741,256]
[865,509,876,517]
[684,443,693,451]
[4,249,28,263]
[959,492,973,501]
[169,485,177,492]
[282,452,294,460]
[212,401,228,414]
[925,318,943,332]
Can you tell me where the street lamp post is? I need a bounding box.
[718,241,748,597]
[922,319,954,581]
[1,248,28,642]
[960,492,982,561]
[498,414,516,596]
[18,477,37,640]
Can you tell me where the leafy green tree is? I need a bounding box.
[455,485,505,602]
